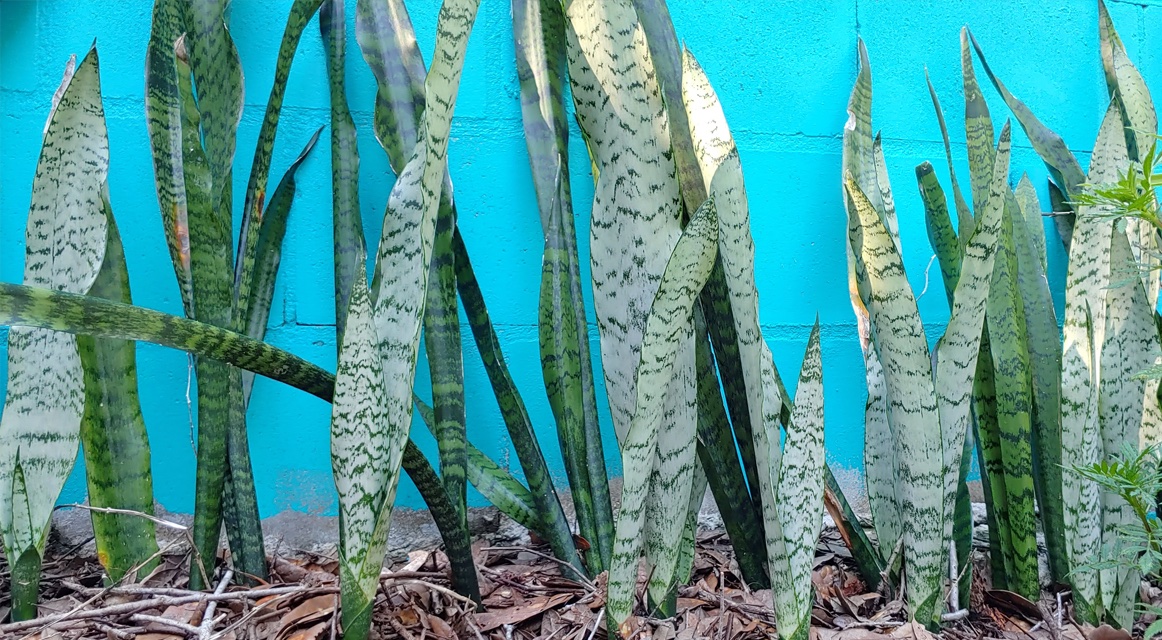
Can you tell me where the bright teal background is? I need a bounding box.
[0,0,1141,515]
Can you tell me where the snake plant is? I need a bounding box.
[145,0,325,588]
[0,47,158,620]
[842,40,1006,628]
[971,2,1161,626]
[915,30,1046,602]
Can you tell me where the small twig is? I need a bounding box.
[918,254,938,300]
[586,607,606,640]
[1,584,338,634]
[93,622,146,639]
[478,546,593,588]
[389,616,420,640]
[59,503,189,531]
[132,613,204,636]
[198,569,233,640]
[380,572,479,607]
[941,609,970,622]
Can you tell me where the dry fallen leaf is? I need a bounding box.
[473,592,574,632]
[1087,624,1132,640]
[276,594,337,639]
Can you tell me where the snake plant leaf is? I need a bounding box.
[233,0,325,326]
[331,269,398,640]
[0,283,335,400]
[1099,224,1162,623]
[773,321,826,640]
[984,200,1039,600]
[454,228,582,576]
[932,123,1009,621]
[607,200,718,629]
[926,72,974,244]
[1097,0,1161,308]
[355,0,426,171]
[961,28,995,216]
[917,162,961,306]
[565,0,684,447]
[692,309,769,588]
[79,194,160,582]
[244,128,322,345]
[539,175,613,572]
[681,49,789,593]
[241,128,322,402]
[415,396,544,538]
[1011,178,1068,582]
[846,174,944,623]
[145,0,194,316]
[320,0,367,341]
[1098,0,1156,163]
[633,0,706,214]
[181,0,243,220]
[369,0,479,519]
[424,193,468,518]
[968,29,1084,247]
[514,0,614,567]
[841,44,901,570]
[1014,176,1047,271]
[0,48,109,620]
[1062,101,1127,623]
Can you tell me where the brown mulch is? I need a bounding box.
[0,524,1156,639]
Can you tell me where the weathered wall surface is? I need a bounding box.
[0,0,1144,515]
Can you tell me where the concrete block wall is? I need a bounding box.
[0,0,1145,515]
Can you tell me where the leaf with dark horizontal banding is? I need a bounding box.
[355,0,426,172]
[606,200,718,630]
[0,48,109,620]
[926,72,974,245]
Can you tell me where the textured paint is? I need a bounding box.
[0,0,1144,514]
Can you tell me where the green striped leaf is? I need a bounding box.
[933,123,1010,621]
[181,0,243,222]
[968,29,1084,246]
[242,129,322,400]
[233,0,325,326]
[355,0,426,172]
[606,201,717,628]
[331,270,397,640]
[1062,102,1127,623]
[1011,177,1068,583]
[145,0,194,316]
[0,48,109,619]
[79,195,160,583]
[320,0,367,341]
[1099,224,1162,624]
[983,200,1039,599]
[1099,0,1156,163]
[926,73,974,245]
[680,48,787,598]
[961,28,994,217]
[917,162,961,307]
[454,229,582,577]
[514,0,614,568]
[773,321,826,640]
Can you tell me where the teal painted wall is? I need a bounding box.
[0,0,1142,515]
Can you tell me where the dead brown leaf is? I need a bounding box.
[473,592,574,632]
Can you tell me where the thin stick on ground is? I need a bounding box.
[198,569,233,640]
[479,546,593,587]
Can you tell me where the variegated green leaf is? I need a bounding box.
[320,0,367,341]
[331,270,398,640]
[79,194,160,582]
[961,28,994,217]
[368,0,479,537]
[772,321,826,640]
[969,29,1084,247]
[607,201,717,630]
[233,0,325,326]
[926,72,974,244]
[1100,224,1162,622]
[918,162,961,306]
[1011,177,1068,582]
[0,48,109,620]
[565,0,684,448]
[933,123,1009,621]
[984,199,1038,600]
[355,0,426,172]
[1062,102,1127,623]
[1099,0,1156,163]
[845,173,944,623]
